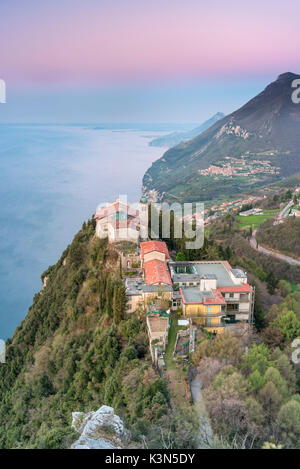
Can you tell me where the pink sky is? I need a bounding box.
[1,0,299,85]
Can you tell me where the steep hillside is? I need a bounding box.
[257,217,300,260]
[149,112,225,148]
[0,220,181,449]
[143,72,300,204]
[1,216,300,449]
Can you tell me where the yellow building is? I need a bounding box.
[180,287,226,334]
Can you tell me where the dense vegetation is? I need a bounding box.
[1,199,300,449]
[194,337,300,448]
[210,213,300,285]
[149,193,300,448]
[192,287,300,448]
[0,220,195,449]
[257,217,300,259]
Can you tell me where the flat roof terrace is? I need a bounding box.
[180,287,226,305]
[173,274,201,283]
[125,278,144,296]
[170,261,236,287]
[147,315,169,335]
[193,263,235,287]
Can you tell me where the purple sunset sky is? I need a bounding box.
[0,0,299,122]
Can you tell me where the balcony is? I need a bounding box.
[240,293,250,302]
[226,303,239,312]
[202,320,225,328]
[186,312,223,319]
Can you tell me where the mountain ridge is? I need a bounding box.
[143,72,300,204]
[149,112,225,148]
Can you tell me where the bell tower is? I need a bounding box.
[138,195,148,240]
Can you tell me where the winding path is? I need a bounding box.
[190,375,213,448]
[278,199,294,219]
[250,230,300,266]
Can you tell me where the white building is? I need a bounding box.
[94,198,148,243]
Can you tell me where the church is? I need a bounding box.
[94,197,148,243]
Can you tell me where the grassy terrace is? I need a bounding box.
[164,313,191,406]
[164,313,188,368]
[164,313,181,369]
[237,209,278,230]
[287,281,300,293]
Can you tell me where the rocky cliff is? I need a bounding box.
[0,220,172,449]
[71,405,129,449]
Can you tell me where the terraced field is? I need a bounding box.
[237,209,278,230]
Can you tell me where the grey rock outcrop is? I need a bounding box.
[71,405,127,449]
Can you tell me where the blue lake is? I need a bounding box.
[0,124,166,338]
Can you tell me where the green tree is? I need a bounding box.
[119,257,123,278]
[278,280,292,298]
[113,283,127,324]
[266,271,278,295]
[259,382,281,423]
[225,246,232,260]
[261,325,284,348]
[176,251,186,261]
[264,367,289,401]
[277,399,300,449]
[272,351,296,392]
[247,370,266,393]
[275,310,300,341]
[241,343,272,376]
[105,279,114,316]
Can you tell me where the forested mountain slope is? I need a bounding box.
[143,73,300,203]
[0,220,179,449]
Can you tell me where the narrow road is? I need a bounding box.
[190,374,213,448]
[250,230,300,266]
[278,199,294,219]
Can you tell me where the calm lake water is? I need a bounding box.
[0,124,167,338]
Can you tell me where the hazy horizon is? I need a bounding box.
[1,0,299,123]
[0,124,166,338]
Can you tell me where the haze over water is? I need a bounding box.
[0,124,168,338]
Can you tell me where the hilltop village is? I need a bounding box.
[94,199,255,368]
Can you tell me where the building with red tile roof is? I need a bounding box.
[144,259,172,286]
[169,260,254,326]
[217,284,251,294]
[94,198,148,243]
[140,240,170,260]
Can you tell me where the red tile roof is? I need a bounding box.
[222,261,232,271]
[217,284,251,293]
[206,290,227,305]
[95,200,138,220]
[144,259,172,286]
[140,241,170,259]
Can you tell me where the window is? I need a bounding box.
[229,293,234,298]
